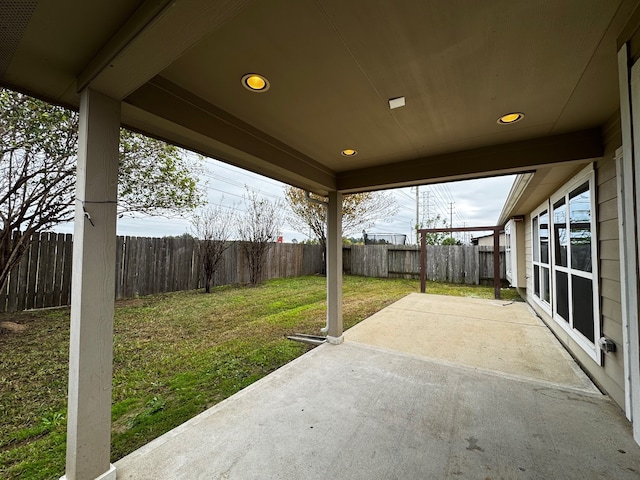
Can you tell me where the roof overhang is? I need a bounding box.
[1,1,639,194]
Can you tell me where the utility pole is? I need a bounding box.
[422,190,431,225]
[415,185,420,245]
[449,202,454,228]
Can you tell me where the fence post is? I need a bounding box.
[420,231,426,293]
[493,227,501,299]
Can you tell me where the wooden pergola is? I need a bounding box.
[419,226,504,299]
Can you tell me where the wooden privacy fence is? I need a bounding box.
[1,232,324,313]
[116,239,324,299]
[343,245,505,284]
[1,232,74,314]
[2,234,505,313]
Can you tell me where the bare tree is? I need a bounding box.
[191,204,236,293]
[237,190,283,285]
[284,187,398,270]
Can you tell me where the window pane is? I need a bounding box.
[570,182,591,272]
[533,217,539,262]
[556,270,569,321]
[534,265,540,297]
[542,266,550,304]
[572,274,594,342]
[540,210,549,265]
[553,199,567,267]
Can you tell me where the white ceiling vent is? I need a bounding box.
[388,97,406,110]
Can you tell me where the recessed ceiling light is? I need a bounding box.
[341,149,357,157]
[242,73,270,92]
[497,112,524,125]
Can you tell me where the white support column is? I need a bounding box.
[326,191,343,344]
[619,44,640,446]
[63,89,120,480]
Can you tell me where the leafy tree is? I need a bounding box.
[237,190,283,285]
[0,89,203,292]
[441,236,461,246]
[342,237,364,246]
[420,215,451,246]
[284,187,397,253]
[191,204,236,293]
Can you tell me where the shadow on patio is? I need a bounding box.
[115,294,640,479]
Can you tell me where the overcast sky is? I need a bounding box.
[55,155,515,244]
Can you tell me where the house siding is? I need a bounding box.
[521,119,626,410]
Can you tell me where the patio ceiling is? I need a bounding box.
[1,0,639,194]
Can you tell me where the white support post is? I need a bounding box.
[63,89,120,480]
[326,191,343,344]
[619,44,640,446]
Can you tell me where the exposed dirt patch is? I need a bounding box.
[0,321,27,333]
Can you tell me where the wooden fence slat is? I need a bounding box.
[33,232,48,308]
[51,233,64,306]
[161,237,170,292]
[172,237,179,291]
[61,234,73,306]
[25,233,40,309]
[115,236,124,299]
[174,237,182,291]
[131,236,140,297]
[139,238,147,296]
[44,232,58,307]
[15,236,30,311]
[464,245,477,285]
[156,237,163,294]
[129,236,138,298]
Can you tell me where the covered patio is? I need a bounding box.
[4,2,640,478]
[114,294,640,479]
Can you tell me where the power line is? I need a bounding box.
[201,172,283,201]
[202,158,285,188]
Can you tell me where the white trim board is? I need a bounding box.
[618,44,640,444]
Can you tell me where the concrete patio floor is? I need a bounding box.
[115,294,640,479]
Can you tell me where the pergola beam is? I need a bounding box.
[419,226,504,299]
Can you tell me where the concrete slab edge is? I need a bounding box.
[364,304,545,329]
[345,340,604,398]
[59,463,116,480]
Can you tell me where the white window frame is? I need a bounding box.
[548,165,601,364]
[505,220,518,287]
[531,202,552,314]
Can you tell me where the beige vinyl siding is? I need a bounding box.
[521,117,625,410]
[600,239,621,260]
[597,145,625,407]
[599,218,620,241]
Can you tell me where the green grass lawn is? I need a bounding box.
[0,275,520,479]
